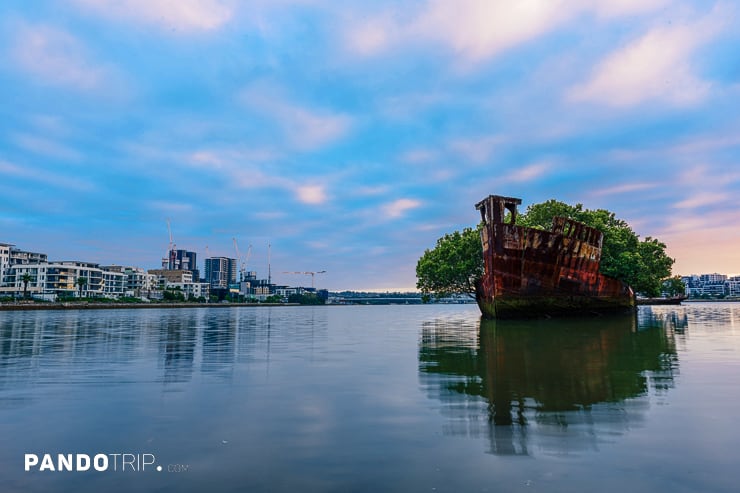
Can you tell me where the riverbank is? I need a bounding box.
[636,298,740,306]
[682,298,740,303]
[0,302,298,311]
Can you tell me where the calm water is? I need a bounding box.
[1,303,739,492]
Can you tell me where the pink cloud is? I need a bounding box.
[240,83,352,151]
[11,23,109,91]
[568,5,729,107]
[382,198,422,219]
[73,0,234,32]
[295,184,329,205]
[346,0,671,64]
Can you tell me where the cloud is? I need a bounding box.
[285,107,352,151]
[673,192,730,210]
[12,133,82,162]
[448,135,503,164]
[186,148,331,206]
[295,184,328,205]
[381,198,422,219]
[411,0,573,62]
[503,161,549,182]
[674,163,740,195]
[568,6,728,107]
[0,159,93,191]
[240,84,352,151]
[345,1,568,62]
[10,23,111,91]
[657,208,740,275]
[188,150,226,169]
[377,91,451,121]
[590,182,656,196]
[400,149,438,165]
[590,0,670,18]
[346,0,671,63]
[73,0,234,32]
[347,12,397,56]
[354,185,391,197]
[181,148,293,191]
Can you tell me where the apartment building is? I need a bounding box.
[103,266,159,297]
[0,243,48,279]
[205,257,237,289]
[0,261,126,300]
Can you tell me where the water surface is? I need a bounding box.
[1,303,739,492]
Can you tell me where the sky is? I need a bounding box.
[1,0,739,291]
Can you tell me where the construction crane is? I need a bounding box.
[233,238,253,282]
[243,244,252,277]
[167,218,174,250]
[233,238,244,282]
[282,270,326,288]
[162,218,176,269]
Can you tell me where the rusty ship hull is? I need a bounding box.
[475,195,635,319]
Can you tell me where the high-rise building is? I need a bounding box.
[163,249,199,281]
[205,257,237,289]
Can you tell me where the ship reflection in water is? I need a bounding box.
[419,309,684,455]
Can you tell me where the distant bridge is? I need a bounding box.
[329,296,475,305]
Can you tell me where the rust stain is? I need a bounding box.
[475,195,635,319]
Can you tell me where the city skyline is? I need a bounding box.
[2,1,739,291]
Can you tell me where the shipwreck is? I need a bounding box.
[475,195,635,319]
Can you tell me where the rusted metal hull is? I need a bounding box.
[475,195,635,319]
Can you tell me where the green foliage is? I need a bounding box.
[416,199,675,299]
[662,276,686,297]
[21,273,33,299]
[264,294,284,303]
[517,200,674,297]
[415,226,483,299]
[76,277,88,297]
[119,296,144,303]
[288,293,325,305]
[163,289,186,301]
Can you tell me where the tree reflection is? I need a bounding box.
[419,312,681,455]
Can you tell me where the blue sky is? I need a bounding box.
[1,0,739,291]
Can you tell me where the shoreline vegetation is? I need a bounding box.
[0,291,449,310]
[0,301,297,311]
[1,297,737,312]
[416,198,678,309]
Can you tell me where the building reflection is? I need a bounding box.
[201,310,237,377]
[0,307,328,403]
[160,316,197,384]
[419,312,681,455]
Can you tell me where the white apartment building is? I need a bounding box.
[165,282,210,300]
[0,243,48,280]
[148,269,193,285]
[103,265,158,297]
[0,261,126,300]
[147,269,208,300]
[0,243,11,280]
[275,286,309,298]
[727,276,740,297]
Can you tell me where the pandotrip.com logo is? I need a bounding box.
[24,453,190,473]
